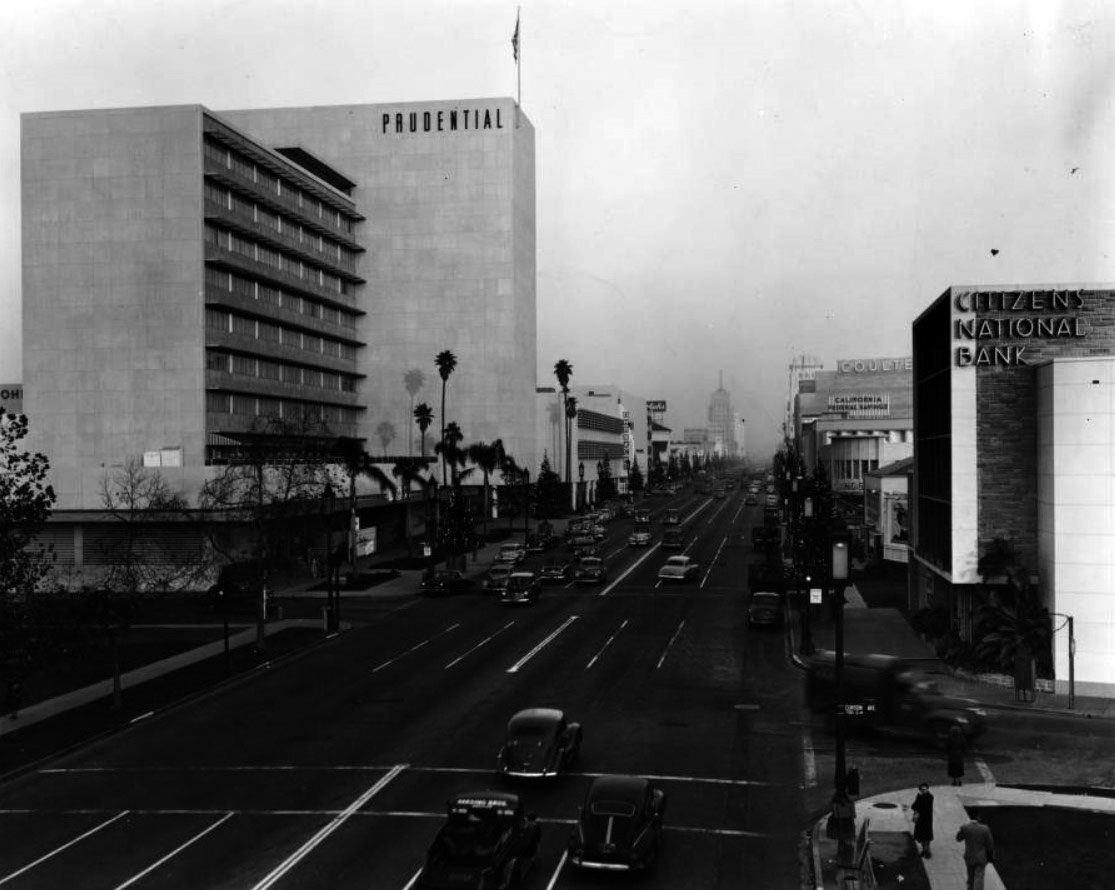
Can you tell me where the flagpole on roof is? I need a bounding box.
[512,7,521,125]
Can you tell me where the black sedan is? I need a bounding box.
[497,707,582,778]
[499,572,540,606]
[747,591,783,627]
[573,556,607,585]
[417,791,541,889]
[420,569,475,596]
[539,560,575,583]
[568,775,666,871]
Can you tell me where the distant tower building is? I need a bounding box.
[786,354,824,439]
[707,371,736,457]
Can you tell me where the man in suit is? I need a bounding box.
[956,812,996,890]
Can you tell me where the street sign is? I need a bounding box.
[810,587,823,604]
[356,527,377,556]
[646,400,667,412]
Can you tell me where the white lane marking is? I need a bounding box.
[250,764,406,890]
[574,771,772,787]
[699,535,729,588]
[656,619,686,669]
[129,711,155,724]
[444,621,515,668]
[373,623,460,673]
[669,825,778,839]
[506,616,579,673]
[731,502,745,523]
[599,544,660,596]
[801,721,817,788]
[401,866,424,889]
[113,813,234,890]
[585,619,629,669]
[975,756,995,784]
[544,849,569,890]
[0,811,130,886]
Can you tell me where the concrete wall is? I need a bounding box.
[1037,358,1115,694]
[22,106,209,509]
[220,99,538,473]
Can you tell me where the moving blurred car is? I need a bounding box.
[765,494,779,508]
[497,708,582,777]
[539,560,575,583]
[500,572,540,606]
[494,543,527,566]
[591,523,608,541]
[420,569,475,596]
[744,494,758,506]
[657,555,699,582]
[660,527,685,550]
[663,508,681,525]
[416,791,541,889]
[524,533,552,554]
[574,556,607,585]
[567,534,596,552]
[482,564,515,593]
[628,528,651,547]
[748,591,783,627]
[567,775,665,871]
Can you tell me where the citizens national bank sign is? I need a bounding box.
[954,289,1087,367]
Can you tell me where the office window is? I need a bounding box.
[206,352,228,372]
[206,392,231,413]
[231,354,255,376]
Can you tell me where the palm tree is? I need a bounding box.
[434,421,468,486]
[435,350,458,485]
[335,437,397,572]
[565,395,578,503]
[553,359,573,483]
[376,421,397,458]
[403,369,426,455]
[392,456,432,554]
[414,402,434,457]
[467,439,506,542]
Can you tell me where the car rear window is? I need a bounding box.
[590,800,637,817]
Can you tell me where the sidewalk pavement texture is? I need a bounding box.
[0,524,553,739]
[797,579,1115,889]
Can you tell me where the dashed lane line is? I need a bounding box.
[655,619,686,669]
[506,616,579,673]
[598,544,660,596]
[0,810,130,886]
[113,812,234,890]
[249,764,407,890]
[544,850,569,890]
[444,621,515,669]
[699,535,729,588]
[373,624,460,673]
[585,619,628,669]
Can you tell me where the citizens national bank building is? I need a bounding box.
[21,99,537,529]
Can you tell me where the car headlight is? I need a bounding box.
[971,708,988,717]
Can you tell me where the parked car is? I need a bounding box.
[420,569,476,596]
[524,534,552,554]
[497,708,582,777]
[657,555,699,582]
[567,534,595,552]
[574,556,607,585]
[744,494,758,506]
[591,523,607,541]
[206,560,271,613]
[540,560,575,583]
[628,528,652,547]
[482,564,515,593]
[660,527,685,550]
[748,591,783,627]
[663,508,681,525]
[765,494,780,508]
[500,572,540,606]
[567,775,665,871]
[805,651,988,741]
[495,543,526,565]
[416,791,541,889]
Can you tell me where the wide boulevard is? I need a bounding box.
[0,488,810,889]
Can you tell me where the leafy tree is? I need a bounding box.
[414,402,434,457]
[391,457,432,552]
[467,439,506,541]
[533,452,564,518]
[596,460,617,502]
[375,421,397,458]
[403,368,426,455]
[628,457,644,494]
[553,359,573,483]
[435,350,458,485]
[975,538,1051,676]
[435,421,468,486]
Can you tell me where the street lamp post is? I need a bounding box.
[1051,612,1076,709]
[578,461,585,512]
[828,531,855,850]
[800,496,815,655]
[523,468,531,540]
[324,482,337,633]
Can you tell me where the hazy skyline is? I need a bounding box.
[2,0,1113,458]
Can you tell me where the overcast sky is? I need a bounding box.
[2,0,1113,458]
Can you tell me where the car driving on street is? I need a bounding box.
[657,555,699,582]
[628,528,651,546]
[499,572,540,606]
[494,543,526,566]
[482,564,514,594]
[420,569,475,596]
[574,556,607,585]
[747,591,783,627]
[539,559,575,583]
[567,775,666,871]
[497,708,582,778]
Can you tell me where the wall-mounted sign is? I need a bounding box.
[381,107,506,134]
[827,393,890,417]
[838,358,911,374]
[0,384,23,413]
[646,400,667,412]
[953,289,1088,367]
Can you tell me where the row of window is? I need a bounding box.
[204,268,357,330]
[204,139,355,234]
[831,458,880,481]
[206,308,358,360]
[576,410,625,436]
[206,392,358,425]
[206,350,357,392]
[204,182,356,269]
[205,225,350,296]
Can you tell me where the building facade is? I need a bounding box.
[911,284,1115,695]
[707,371,737,457]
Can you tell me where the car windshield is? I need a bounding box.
[508,576,534,589]
[579,559,601,568]
[752,593,779,606]
[435,817,511,865]
[590,800,637,817]
[666,557,687,567]
[490,567,512,577]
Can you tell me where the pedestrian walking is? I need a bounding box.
[956,812,995,890]
[910,782,934,858]
[946,724,966,786]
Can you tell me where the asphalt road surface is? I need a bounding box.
[0,489,818,889]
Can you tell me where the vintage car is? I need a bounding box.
[499,572,540,606]
[591,523,608,541]
[660,527,685,550]
[663,508,681,525]
[657,555,699,582]
[574,556,607,585]
[482,564,515,594]
[744,494,758,506]
[748,591,783,627]
[539,560,575,583]
[420,569,476,596]
[497,707,582,778]
[494,543,527,566]
[628,528,652,547]
[567,533,596,552]
[416,791,541,889]
[568,775,666,871]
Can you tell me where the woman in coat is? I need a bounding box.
[946,725,967,786]
[911,782,934,858]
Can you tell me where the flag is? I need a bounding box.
[512,11,520,62]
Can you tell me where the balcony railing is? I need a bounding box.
[204,242,359,312]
